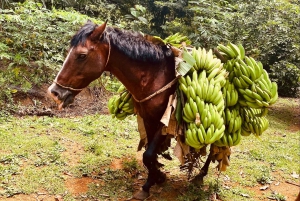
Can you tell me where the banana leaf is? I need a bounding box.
[177,61,192,76]
[182,49,196,67]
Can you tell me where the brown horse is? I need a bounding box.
[48,20,211,200]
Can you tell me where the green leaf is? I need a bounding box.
[130,10,139,18]
[0,53,12,60]
[182,49,196,67]
[138,17,147,24]
[177,61,192,76]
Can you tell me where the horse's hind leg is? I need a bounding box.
[133,123,166,200]
[192,152,212,186]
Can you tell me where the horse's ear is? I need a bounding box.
[90,20,107,41]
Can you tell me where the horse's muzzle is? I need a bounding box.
[47,83,75,110]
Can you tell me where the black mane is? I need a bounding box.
[70,21,97,47]
[70,21,172,63]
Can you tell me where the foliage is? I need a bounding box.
[270,61,300,97]
[227,1,300,65]
[1,0,300,112]
[0,1,103,109]
[124,4,149,31]
[224,0,300,97]
[187,1,227,47]
[155,0,300,97]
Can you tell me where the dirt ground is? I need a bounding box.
[2,86,300,201]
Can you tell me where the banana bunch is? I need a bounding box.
[190,47,228,85]
[223,107,242,134]
[222,80,238,107]
[185,122,226,150]
[163,33,191,48]
[238,70,278,109]
[240,107,269,136]
[181,42,279,150]
[179,72,226,125]
[213,129,242,147]
[219,43,278,109]
[177,48,230,149]
[107,85,134,120]
[217,42,245,60]
[179,71,225,113]
[241,117,269,137]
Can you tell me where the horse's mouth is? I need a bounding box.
[47,83,75,110]
[58,94,75,110]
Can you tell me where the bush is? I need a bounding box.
[270,61,300,97]
[0,1,103,109]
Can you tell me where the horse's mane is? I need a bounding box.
[70,21,173,63]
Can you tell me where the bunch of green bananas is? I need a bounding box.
[178,48,228,149]
[190,47,227,82]
[178,42,278,150]
[214,106,242,147]
[222,80,238,107]
[238,69,278,108]
[107,85,134,120]
[223,106,242,134]
[213,130,242,147]
[240,107,269,136]
[179,70,225,113]
[217,42,245,60]
[185,122,225,150]
[218,43,278,109]
[163,33,192,48]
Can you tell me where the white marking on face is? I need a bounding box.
[54,47,74,82]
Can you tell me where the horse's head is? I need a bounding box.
[48,21,109,110]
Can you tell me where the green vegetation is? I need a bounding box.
[0,0,299,112]
[0,98,299,200]
[0,1,104,110]
[0,114,140,198]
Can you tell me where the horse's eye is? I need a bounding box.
[77,54,87,60]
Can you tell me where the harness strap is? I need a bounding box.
[131,77,179,103]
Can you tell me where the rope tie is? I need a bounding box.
[131,77,179,103]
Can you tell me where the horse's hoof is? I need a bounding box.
[155,171,166,184]
[133,190,150,200]
[191,174,204,186]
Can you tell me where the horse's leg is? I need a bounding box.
[133,123,166,200]
[192,152,212,186]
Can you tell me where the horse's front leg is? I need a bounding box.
[133,123,166,200]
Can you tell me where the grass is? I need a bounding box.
[0,97,299,200]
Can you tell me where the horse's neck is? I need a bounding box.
[106,47,175,101]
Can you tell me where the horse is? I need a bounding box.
[47,20,212,200]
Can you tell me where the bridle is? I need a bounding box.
[53,33,111,92]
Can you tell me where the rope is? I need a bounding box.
[131,77,179,103]
[53,81,84,91]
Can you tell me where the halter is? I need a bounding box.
[53,35,111,92]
